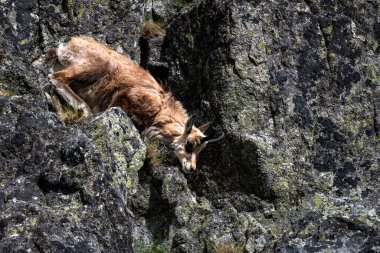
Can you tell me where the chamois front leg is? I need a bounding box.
[48,73,93,118]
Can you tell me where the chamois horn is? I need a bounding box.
[201,126,225,143]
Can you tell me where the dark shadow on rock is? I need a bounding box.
[36,174,81,195]
[185,133,276,204]
[132,166,176,243]
[140,35,169,86]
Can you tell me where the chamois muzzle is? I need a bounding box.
[200,127,225,144]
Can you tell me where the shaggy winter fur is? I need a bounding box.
[46,36,223,173]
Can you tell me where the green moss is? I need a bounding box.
[272,177,291,200]
[256,41,266,51]
[6,217,39,236]
[75,4,86,18]
[328,52,337,67]
[295,36,302,46]
[319,50,327,59]
[366,36,379,51]
[367,64,378,80]
[279,179,289,189]
[345,113,373,138]
[7,225,25,235]
[324,25,333,34]
[315,172,333,192]
[89,5,94,16]
[354,140,364,150]
[357,214,368,223]
[370,163,379,172]
[138,244,167,253]
[115,40,123,46]
[349,123,357,135]
[66,165,89,179]
[344,113,354,122]
[28,217,38,227]
[19,39,28,45]
[172,0,191,7]
[185,33,195,49]
[298,223,314,238]
[61,200,82,224]
[213,243,245,253]
[313,194,323,209]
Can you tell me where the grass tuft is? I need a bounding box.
[58,104,84,124]
[141,21,165,39]
[139,244,167,253]
[173,0,192,7]
[50,93,85,124]
[213,243,244,253]
[144,139,168,168]
[0,88,14,96]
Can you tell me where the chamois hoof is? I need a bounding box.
[48,74,59,88]
[81,111,93,120]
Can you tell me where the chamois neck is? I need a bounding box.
[157,118,185,142]
[142,92,188,143]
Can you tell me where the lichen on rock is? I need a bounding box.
[84,107,146,199]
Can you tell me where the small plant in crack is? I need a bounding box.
[141,21,165,39]
[144,139,169,168]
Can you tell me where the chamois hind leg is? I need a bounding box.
[49,69,92,118]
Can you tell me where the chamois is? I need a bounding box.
[46,36,223,173]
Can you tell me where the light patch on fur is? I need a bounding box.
[143,126,164,140]
[192,127,206,139]
[56,43,66,65]
[57,42,86,67]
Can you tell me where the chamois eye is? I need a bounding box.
[185,140,193,153]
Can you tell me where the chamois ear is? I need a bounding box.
[198,122,210,133]
[184,114,196,135]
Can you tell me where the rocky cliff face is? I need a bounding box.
[1,0,379,252]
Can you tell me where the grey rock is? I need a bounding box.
[84,107,146,201]
[140,36,169,84]
[144,0,193,24]
[0,97,145,252]
[37,0,145,61]
[163,0,380,251]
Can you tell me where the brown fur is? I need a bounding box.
[47,36,219,172]
[53,37,161,126]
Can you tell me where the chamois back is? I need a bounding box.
[56,36,167,128]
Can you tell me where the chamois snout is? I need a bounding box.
[182,160,196,173]
[174,150,198,173]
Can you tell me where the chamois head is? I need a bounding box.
[172,115,224,173]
